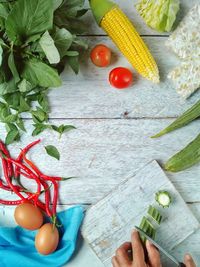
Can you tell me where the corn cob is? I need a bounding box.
[89,0,160,83]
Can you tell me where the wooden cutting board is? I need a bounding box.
[82,161,200,267]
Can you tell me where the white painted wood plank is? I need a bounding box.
[42,36,200,119]
[0,118,200,203]
[81,161,199,266]
[83,0,198,36]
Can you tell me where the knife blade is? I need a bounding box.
[135,226,185,267]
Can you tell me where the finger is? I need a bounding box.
[146,240,162,267]
[131,230,145,263]
[112,256,120,267]
[115,242,132,266]
[184,254,196,267]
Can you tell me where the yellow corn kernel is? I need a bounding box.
[101,7,160,83]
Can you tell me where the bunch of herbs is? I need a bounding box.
[0,0,88,144]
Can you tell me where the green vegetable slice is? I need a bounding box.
[165,133,200,172]
[147,205,162,225]
[155,191,172,208]
[152,100,200,138]
[139,216,156,242]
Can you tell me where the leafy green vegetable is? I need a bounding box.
[135,0,180,32]
[165,134,200,172]
[51,124,76,138]
[0,0,87,144]
[53,28,73,58]
[39,31,60,64]
[5,0,53,45]
[22,58,62,87]
[45,145,60,160]
[5,123,20,145]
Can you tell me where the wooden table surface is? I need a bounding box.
[1,0,200,266]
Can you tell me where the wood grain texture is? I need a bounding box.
[83,0,198,36]
[0,119,200,204]
[82,161,199,266]
[37,36,200,119]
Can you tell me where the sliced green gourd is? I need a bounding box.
[139,216,156,242]
[155,191,172,208]
[147,205,162,225]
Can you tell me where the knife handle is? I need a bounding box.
[179,263,186,267]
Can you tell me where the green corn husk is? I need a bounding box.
[139,216,156,242]
[165,133,200,172]
[152,99,200,138]
[147,205,162,224]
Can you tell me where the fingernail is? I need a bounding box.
[146,240,152,246]
[185,254,192,260]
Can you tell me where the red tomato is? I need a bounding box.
[90,44,111,67]
[109,67,133,89]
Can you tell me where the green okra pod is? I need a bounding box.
[152,100,200,138]
[165,133,200,172]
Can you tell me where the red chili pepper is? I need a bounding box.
[0,194,36,206]
[23,155,58,218]
[6,158,42,204]
[14,139,41,178]
[0,141,13,178]
[22,155,53,217]
[1,158,26,200]
[0,180,23,192]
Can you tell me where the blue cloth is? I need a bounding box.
[0,206,84,267]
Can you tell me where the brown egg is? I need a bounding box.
[14,202,43,230]
[35,223,59,255]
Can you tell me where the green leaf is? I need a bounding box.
[0,79,17,95]
[0,3,9,19]
[3,92,20,110]
[0,103,11,122]
[18,79,33,93]
[5,0,54,45]
[32,123,50,136]
[73,37,88,49]
[16,118,26,132]
[22,58,62,87]
[19,96,30,113]
[3,114,18,123]
[31,106,48,123]
[52,124,76,138]
[5,124,19,145]
[65,51,79,56]
[39,31,60,64]
[53,28,73,58]
[8,51,20,83]
[45,145,60,160]
[0,45,3,66]
[38,93,49,113]
[53,0,63,11]
[67,55,79,74]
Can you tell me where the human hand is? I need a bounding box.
[184,254,196,267]
[112,230,162,267]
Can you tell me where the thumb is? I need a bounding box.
[184,254,196,267]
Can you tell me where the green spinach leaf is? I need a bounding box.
[22,58,62,87]
[45,145,60,160]
[6,0,54,44]
[39,31,60,64]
